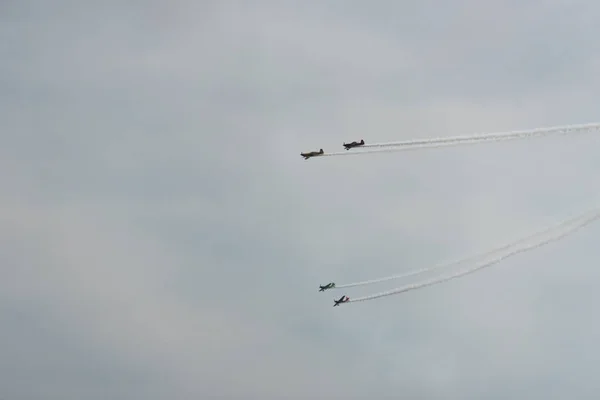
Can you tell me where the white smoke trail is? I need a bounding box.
[334,212,584,289]
[321,122,600,158]
[321,136,560,157]
[361,122,600,149]
[336,209,598,289]
[347,208,600,303]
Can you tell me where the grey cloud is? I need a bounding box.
[2,0,600,399]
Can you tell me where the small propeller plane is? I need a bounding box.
[300,149,324,160]
[319,282,335,292]
[333,295,349,306]
[343,139,365,150]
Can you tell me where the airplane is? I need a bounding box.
[343,139,365,150]
[333,295,349,306]
[300,149,324,160]
[319,282,335,292]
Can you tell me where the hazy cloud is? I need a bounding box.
[2,1,600,399]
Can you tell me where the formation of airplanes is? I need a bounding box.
[300,139,365,160]
[306,143,365,306]
[318,282,350,306]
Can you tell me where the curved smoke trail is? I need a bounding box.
[334,212,586,289]
[347,208,600,303]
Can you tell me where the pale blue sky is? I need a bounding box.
[2,1,600,399]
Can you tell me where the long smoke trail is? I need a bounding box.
[321,122,600,158]
[347,208,600,303]
[361,122,600,149]
[334,211,587,289]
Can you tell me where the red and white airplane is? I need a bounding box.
[333,295,349,307]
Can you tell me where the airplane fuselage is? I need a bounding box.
[343,140,365,150]
[333,295,349,306]
[300,149,324,160]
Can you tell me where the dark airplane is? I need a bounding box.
[343,139,365,150]
[319,282,335,292]
[333,295,349,307]
[300,149,324,160]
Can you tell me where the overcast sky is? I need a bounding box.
[3,1,600,399]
